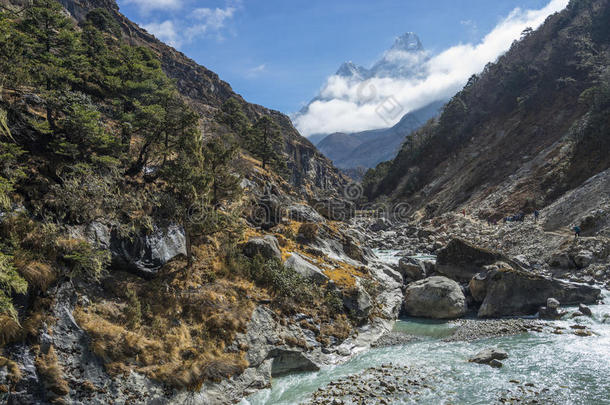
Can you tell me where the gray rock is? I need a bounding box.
[547,297,560,309]
[489,359,503,368]
[342,284,372,322]
[286,204,325,223]
[574,251,593,268]
[243,235,282,260]
[539,306,566,320]
[469,348,509,365]
[370,218,392,232]
[403,276,467,319]
[268,349,320,376]
[436,239,504,282]
[548,252,575,269]
[310,197,355,221]
[478,268,601,318]
[284,253,329,284]
[579,303,593,317]
[469,272,488,302]
[398,257,426,281]
[110,225,186,278]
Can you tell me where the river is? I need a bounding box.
[244,251,610,405]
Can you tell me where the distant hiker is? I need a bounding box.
[462,209,466,217]
[534,210,539,222]
[573,226,581,238]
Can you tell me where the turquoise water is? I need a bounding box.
[243,250,610,404]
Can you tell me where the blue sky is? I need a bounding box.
[117,0,558,116]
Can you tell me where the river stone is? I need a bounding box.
[469,348,509,365]
[436,239,504,282]
[469,272,488,302]
[579,303,593,317]
[398,257,427,281]
[478,268,601,318]
[243,236,282,260]
[268,349,320,376]
[403,276,467,319]
[370,217,392,232]
[547,298,560,309]
[548,252,575,269]
[284,253,328,284]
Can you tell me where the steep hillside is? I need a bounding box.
[318,100,444,171]
[365,0,610,225]
[53,0,347,193]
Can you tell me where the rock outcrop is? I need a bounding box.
[436,239,504,282]
[242,236,282,261]
[478,268,601,318]
[284,253,329,284]
[403,276,467,319]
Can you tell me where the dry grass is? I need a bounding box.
[0,355,22,384]
[75,254,257,390]
[14,255,56,292]
[0,316,21,347]
[35,346,70,403]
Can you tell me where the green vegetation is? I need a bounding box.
[0,1,243,323]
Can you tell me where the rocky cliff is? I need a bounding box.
[366,0,610,227]
[55,0,347,194]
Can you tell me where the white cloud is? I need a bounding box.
[295,0,569,137]
[124,0,183,13]
[140,2,239,49]
[143,20,181,47]
[246,64,267,77]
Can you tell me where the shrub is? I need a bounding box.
[35,346,70,402]
[0,252,28,320]
[56,238,110,280]
[298,223,319,241]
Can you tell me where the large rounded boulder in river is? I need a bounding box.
[403,276,467,319]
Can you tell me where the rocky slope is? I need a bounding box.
[53,0,348,194]
[366,0,610,221]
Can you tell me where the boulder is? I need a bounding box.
[469,348,509,366]
[547,297,560,309]
[110,225,186,278]
[573,251,593,269]
[284,253,328,284]
[342,284,372,322]
[310,197,355,221]
[242,236,282,261]
[268,349,320,377]
[478,268,601,318]
[370,217,392,232]
[397,257,426,281]
[286,204,325,223]
[468,272,488,302]
[548,253,575,269]
[250,194,283,229]
[539,306,566,320]
[403,276,467,319]
[436,239,504,282]
[579,303,593,317]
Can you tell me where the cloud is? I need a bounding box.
[246,64,267,78]
[140,2,239,48]
[294,0,569,137]
[124,0,183,13]
[142,20,181,47]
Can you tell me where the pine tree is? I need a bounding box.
[203,137,241,207]
[248,116,285,172]
[217,97,249,135]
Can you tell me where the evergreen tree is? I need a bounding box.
[217,97,248,135]
[203,137,241,207]
[248,116,285,171]
[19,0,83,130]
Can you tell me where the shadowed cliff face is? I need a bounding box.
[54,0,347,195]
[366,0,610,219]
